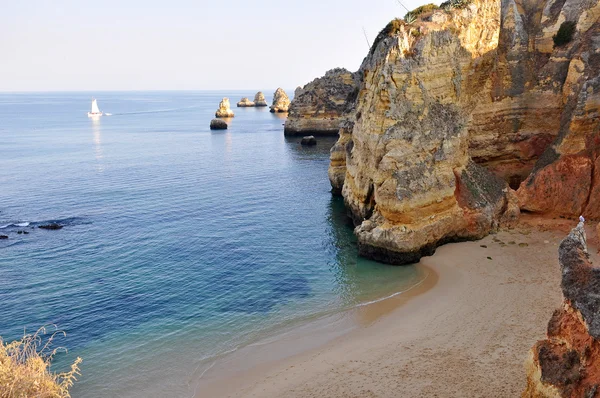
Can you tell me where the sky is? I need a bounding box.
[1,0,437,91]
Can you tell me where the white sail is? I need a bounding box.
[91,99,100,114]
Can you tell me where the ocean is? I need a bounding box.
[0,91,426,397]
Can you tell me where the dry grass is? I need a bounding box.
[0,326,81,398]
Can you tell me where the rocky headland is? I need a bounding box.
[254,92,268,107]
[284,68,358,136]
[215,98,234,118]
[524,222,600,397]
[270,88,291,113]
[310,0,600,265]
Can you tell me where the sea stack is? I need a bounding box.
[215,98,234,118]
[210,119,228,130]
[269,88,290,113]
[524,221,600,397]
[236,98,255,107]
[254,92,268,107]
[284,68,358,136]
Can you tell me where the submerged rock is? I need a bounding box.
[524,222,600,397]
[285,68,358,136]
[300,136,317,146]
[38,223,63,230]
[254,92,268,107]
[236,98,255,107]
[269,88,290,113]
[0,235,7,239]
[210,119,228,130]
[215,98,234,118]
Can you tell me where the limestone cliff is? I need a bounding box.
[284,68,358,136]
[331,0,519,264]
[513,1,600,219]
[523,222,600,398]
[270,88,291,113]
[325,0,600,264]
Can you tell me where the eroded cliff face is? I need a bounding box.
[326,0,600,264]
[524,222,600,398]
[284,68,358,136]
[515,0,600,218]
[334,0,519,264]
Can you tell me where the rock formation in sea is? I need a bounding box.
[321,0,600,264]
[210,119,228,130]
[300,136,317,146]
[284,68,358,136]
[215,98,234,118]
[269,88,290,113]
[254,92,268,107]
[38,223,63,230]
[523,221,600,398]
[236,98,255,107]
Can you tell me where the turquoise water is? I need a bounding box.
[0,92,425,397]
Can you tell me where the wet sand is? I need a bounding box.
[196,218,599,397]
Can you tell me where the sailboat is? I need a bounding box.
[87,98,103,117]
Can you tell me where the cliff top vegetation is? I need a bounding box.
[0,326,81,398]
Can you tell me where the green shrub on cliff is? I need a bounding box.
[553,21,577,47]
[404,3,439,21]
[440,0,471,11]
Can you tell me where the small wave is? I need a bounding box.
[0,222,29,229]
[353,271,429,308]
[1,217,90,229]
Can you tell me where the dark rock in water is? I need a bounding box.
[301,136,317,146]
[210,119,228,130]
[17,230,23,234]
[23,231,29,234]
[0,235,8,239]
[39,223,63,230]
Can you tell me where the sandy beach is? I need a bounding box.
[197,217,600,397]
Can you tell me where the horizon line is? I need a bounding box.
[0,88,296,94]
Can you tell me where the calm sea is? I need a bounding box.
[0,92,425,397]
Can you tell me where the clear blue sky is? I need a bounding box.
[1,0,437,91]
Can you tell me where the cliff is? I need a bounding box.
[284,68,358,136]
[523,222,600,398]
[325,0,600,264]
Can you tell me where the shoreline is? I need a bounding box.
[195,217,599,397]
[193,265,437,397]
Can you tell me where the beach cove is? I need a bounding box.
[198,217,600,397]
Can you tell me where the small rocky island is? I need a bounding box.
[210,119,228,130]
[215,98,234,118]
[254,92,268,107]
[269,88,290,113]
[237,98,255,107]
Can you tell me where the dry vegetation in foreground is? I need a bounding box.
[0,326,81,398]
